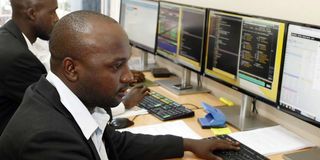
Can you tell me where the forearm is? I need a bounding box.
[108,128,184,160]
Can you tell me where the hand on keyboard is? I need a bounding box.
[183,138,240,160]
[210,135,270,160]
[122,84,150,109]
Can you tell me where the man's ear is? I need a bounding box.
[63,57,79,82]
[26,8,36,21]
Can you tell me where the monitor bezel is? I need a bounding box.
[119,0,159,54]
[203,8,288,106]
[156,1,208,74]
[278,22,320,128]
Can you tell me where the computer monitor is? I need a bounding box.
[204,10,286,130]
[156,2,209,95]
[176,4,206,73]
[279,23,320,127]
[157,2,206,72]
[120,0,158,53]
[280,23,320,160]
[156,2,180,61]
[120,0,159,70]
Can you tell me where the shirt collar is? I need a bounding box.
[92,107,109,134]
[22,33,51,72]
[21,33,33,49]
[46,71,109,139]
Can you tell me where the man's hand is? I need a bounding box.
[183,138,240,160]
[131,70,145,83]
[122,84,150,109]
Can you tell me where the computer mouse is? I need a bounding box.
[110,118,134,129]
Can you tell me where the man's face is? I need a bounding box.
[34,0,59,40]
[75,23,133,109]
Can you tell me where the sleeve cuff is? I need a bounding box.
[111,102,126,116]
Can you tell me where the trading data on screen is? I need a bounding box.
[157,2,180,60]
[205,11,285,103]
[280,24,320,123]
[177,6,206,72]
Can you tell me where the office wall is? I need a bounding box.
[167,0,320,25]
[154,0,320,145]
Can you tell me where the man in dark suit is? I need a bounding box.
[0,11,239,160]
[0,0,59,134]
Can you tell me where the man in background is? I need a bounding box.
[0,0,58,134]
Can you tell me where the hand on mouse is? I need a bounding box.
[122,84,150,109]
[183,138,240,160]
[110,118,134,129]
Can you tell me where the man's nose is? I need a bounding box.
[120,65,134,83]
[54,12,59,23]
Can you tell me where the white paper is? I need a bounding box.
[118,120,202,139]
[229,125,315,156]
[113,106,148,119]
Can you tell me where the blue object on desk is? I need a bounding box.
[198,102,226,128]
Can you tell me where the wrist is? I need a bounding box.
[183,138,195,151]
[122,99,133,109]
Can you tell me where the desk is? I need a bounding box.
[129,72,285,160]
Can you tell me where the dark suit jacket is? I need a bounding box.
[0,20,47,135]
[0,76,184,160]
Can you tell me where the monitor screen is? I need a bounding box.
[279,24,320,126]
[120,0,159,53]
[176,5,206,72]
[156,2,206,72]
[205,11,286,104]
[156,2,180,61]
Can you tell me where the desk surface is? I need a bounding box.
[129,72,284,160]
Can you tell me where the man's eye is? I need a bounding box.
[113,63,122,70]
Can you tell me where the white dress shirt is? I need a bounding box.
[46,71,109,160]
[21,34,51,71]
[33,39,51,71]
[22,33,32,49]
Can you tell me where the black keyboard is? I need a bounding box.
[138,91,194,121]
[210,134,269,160]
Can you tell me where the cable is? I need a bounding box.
[181,103,201,110]
[130,115,140,122]
[197,74,205,88]
[251,98,258,114]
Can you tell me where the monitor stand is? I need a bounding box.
[128,46,158,71]
[219,95,277,131]
[283,147,320,160]
[156,68,210,95]
[140,52,158,71]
